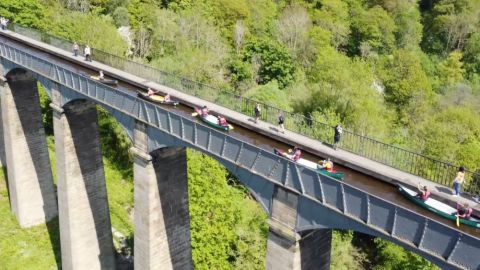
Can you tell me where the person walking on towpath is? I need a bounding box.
[278,113,285,133]
[333,124,343,150]
[452,166,465,197]
[84,45,91,62]
[73,42,79,57]
[254,103,261,123]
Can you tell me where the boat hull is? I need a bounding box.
[273,148,344,180]
[397,184,480,228]
[90,76,118,86]
[137,92,179,106]
[194,108,232,131]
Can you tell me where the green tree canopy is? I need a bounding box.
[243,38,296,88]
[0,0,47,29]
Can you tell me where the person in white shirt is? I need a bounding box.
[84,45,91,62]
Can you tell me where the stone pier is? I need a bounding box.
[52,92,115,270]
[0,69,57,227]
[132,121,193,270]
[266,187,331,270]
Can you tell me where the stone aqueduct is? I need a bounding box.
[0,31,479,270]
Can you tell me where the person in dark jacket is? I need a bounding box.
[254,103,261,123]
[333,124,343,150]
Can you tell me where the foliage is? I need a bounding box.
[348,5,397,55]
[313,0,351,48]
[187,150,268,269]
[437,50,464,87]
[47,11,128,55]
[330,230,367,269]
[306,46,391,137]
[0,0,47,29]
[372,238,438,270]
[244,81,292,111]
[379,49,433,125]
[242,38,296,88]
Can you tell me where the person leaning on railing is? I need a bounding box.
[0,17,9,30]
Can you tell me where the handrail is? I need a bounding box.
[5,23,480,194]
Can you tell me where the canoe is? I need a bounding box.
[193,107,233,131]
[273,148,344,180]
[90,76,118,86]
[397,184,480,228]
[137,92,179,106]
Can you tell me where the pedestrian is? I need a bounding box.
[452,166,465,197]
[278,112,285,133]
[254,103,261,123]
[0,17,8,31]
[73,42,79,57]
[84,45,91,62]
[333,124,343,150]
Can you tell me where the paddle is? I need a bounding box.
[191,112,198,116]
[456,215,460,227]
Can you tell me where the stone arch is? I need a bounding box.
[146,126,274,215]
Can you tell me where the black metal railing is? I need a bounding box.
[5,23,480,194]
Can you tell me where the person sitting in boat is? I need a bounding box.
[318,158,334,172]
[164,94,171,102]
[218,115,228,127]
[201,106,209,117]
[457,203,473,219]
[291,147,302,162]
[416,184,431,201]
[99,70,104,80]
[147,88,156,96]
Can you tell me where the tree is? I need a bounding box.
[374,0,423,49]
[243,38,296,88]
[233,20,247,54]
[305,47,392,137]
[372,238,438,270]
[348,5,397,55]
[0,0,47,29]
[275,4,312,61]
[313,0,351,48]
[422,0,480,54]
[463,33,480,78]
[244,81,292,111]
[379,49,433,125]
[437,50,464,87]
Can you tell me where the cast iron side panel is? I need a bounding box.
[450,235,480,270]
[251,151,279,177]
[236,143,258,169]
[320,175,343,210]
[195,125,210,150]
[222,137,242,161]
[182,119,195,144]
[207,131,224,156]
[343,185,367,221]
[169,114,182,137]
[369,196,395,230]
[422,221,459,258]
[298,167,318,198]
[393,208,426,244]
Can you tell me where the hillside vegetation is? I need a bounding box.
[0,0,474,269]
